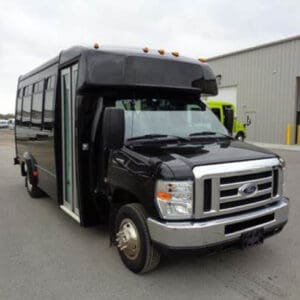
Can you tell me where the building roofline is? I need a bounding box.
[207,34,300,61]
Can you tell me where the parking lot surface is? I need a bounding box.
[0,129,299,300]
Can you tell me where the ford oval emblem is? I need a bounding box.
[239,183,258,196]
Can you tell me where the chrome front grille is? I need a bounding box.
[219,171,273,210]
[193,158,283,219]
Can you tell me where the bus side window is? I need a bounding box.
[211,108,221,121]
[43,76,55,131]
[31,80,44,128]
[16,88,23,126]
[21,85,33,127]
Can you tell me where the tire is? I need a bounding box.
[115,203,161,273]
[236,132,245,141]
[25,165,44,198]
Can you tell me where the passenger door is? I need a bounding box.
[60,64,80,222]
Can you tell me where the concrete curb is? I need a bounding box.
[248,141,300,151]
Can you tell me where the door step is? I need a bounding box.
[60,205,80,223]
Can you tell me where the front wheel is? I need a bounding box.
[115,203,161,273]
[236,132,245,141]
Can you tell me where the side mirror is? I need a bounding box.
[102,107,125,150]
[224,107,234,134]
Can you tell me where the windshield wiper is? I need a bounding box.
[127,134,168,141]
[127,134,190,142]
[189,131,233,139]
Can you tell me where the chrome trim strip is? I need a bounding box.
[60,205,80,223]
[193,158,280,178]
[219,196,279,212]
[220,176,273,190]
[220,188,272,203]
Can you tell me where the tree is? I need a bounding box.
[0,113,15,120]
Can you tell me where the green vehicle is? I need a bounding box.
[207,100,246,141]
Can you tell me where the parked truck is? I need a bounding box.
[207,100,246,141]
[14,45,289,273]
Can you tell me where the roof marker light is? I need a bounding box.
[158,49,165,55]
[94,43,100,49]
[171,51,179,57]
[198,57,206,63]
[142,47,149,53]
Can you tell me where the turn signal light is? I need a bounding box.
[156,191,172,201]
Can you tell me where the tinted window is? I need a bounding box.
[43,76,55,130]
[32,81,44,127]
[24,85,32,96]
[114,97,227,139]
[22,92,32,126]
[16,88,23,125]
[211,108,221,120]
[33,82,39,94]
[38,80,44,92]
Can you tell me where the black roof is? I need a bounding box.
[20,46,218,95]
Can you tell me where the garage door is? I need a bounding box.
[207,86,237,107]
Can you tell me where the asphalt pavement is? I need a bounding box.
[0,129,299,300]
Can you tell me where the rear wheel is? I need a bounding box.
[115,203,161,273]
[25,164,44,198]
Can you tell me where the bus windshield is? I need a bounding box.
[114,96,228,141]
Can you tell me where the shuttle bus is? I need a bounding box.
[14,45,289,273]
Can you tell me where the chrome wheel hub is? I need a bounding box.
[116,218,140,260]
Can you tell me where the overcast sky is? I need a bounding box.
[0,0,300,114]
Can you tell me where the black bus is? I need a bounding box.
[15,45,289,273]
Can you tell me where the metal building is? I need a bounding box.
[207,35,300,145]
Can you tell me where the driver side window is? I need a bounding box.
[211,108,221,120]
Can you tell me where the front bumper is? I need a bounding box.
[147,197,289,249]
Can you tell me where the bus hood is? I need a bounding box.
[128,140,277,180]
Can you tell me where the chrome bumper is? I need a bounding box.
[147,197,289,249]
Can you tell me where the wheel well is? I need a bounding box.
[108,189,140,245]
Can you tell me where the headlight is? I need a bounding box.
[155,180,193,220]
[279,157,286,169]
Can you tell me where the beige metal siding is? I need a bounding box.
[208,39,300,144]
